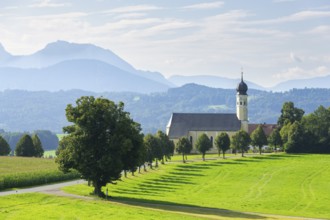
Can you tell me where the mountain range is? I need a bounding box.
[0,40,329,92]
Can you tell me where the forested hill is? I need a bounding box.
[0,84,330,133]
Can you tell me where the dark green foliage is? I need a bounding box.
[278,102,304,127]
[32,134,44,157]
[214,132,230,159]
[143,134,160,168]
[121,123,144,177]
[56,96,141,197]
[156,130,174,164]
[33,130,59,150]
[231,130,251,157]
[285,122,305,153]
[2,130,58,152]
[176,137,192,163]
[268,128,282,152]
[302,105,330,153]
[195,134,212,161]
[0,135,10,156]
[251,125,268,155]
[0,170,80,191]
[15,134,36,157]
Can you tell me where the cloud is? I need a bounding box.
[307,25,330,34]
[251,10,330,25]
[109,5,162,13]
[273,66,329,80]
[29,0,71,8]
[183,1,224,10]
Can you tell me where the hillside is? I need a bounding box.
[0,85,330,133]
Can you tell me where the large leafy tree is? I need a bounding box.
[251,125,268,155]
[56,96,141,197]
[214,132,230,159]
[195,134,212,161]
[32,134,44,157]
[231,130,251,157]
[0,136,10,156]
[176,137,192,163]
[278,102,304,127]
[268,128,282,152]
[15,134,35,157]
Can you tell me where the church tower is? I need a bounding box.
[236,72,248,132]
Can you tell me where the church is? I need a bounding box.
[166,73,275,148]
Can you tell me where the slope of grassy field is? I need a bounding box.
[63,154,330,219]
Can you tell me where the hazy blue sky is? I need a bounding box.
[0,0,329,87]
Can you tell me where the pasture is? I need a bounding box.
[0,154,329,219]
[63,154,330,219]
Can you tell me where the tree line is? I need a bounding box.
[0,133,44,157]
[0,130,59,152]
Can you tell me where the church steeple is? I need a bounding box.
[236,71,248,95]
[236,71,248,130]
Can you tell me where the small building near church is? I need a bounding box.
[166,73,276,150]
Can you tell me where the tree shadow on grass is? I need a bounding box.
[111,196,267,219]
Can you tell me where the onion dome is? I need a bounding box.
[236,72,248,95]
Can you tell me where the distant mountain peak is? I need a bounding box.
[40,40,98,56]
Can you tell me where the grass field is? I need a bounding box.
[1,154,329,219]
[0,156,79,190]
[62,154,330,219]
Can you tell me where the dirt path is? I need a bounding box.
[0,179,86,197]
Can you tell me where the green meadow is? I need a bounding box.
[0,193,203,220]
[1,154,329,219]
[63,154,330,219]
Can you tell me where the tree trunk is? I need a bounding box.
[143,163,147,172]
[138,166,141,173]
[124,170,127,178]
[241,150,244,157]
[259,146,262,155]
[202,153,205,161]
[223,151,225,159]
[93,181,103,197]
[182,153,185,163]
[185,155,188,161]
[132,171,135,176]
[155,159,158,167]
[161,156,165,164]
